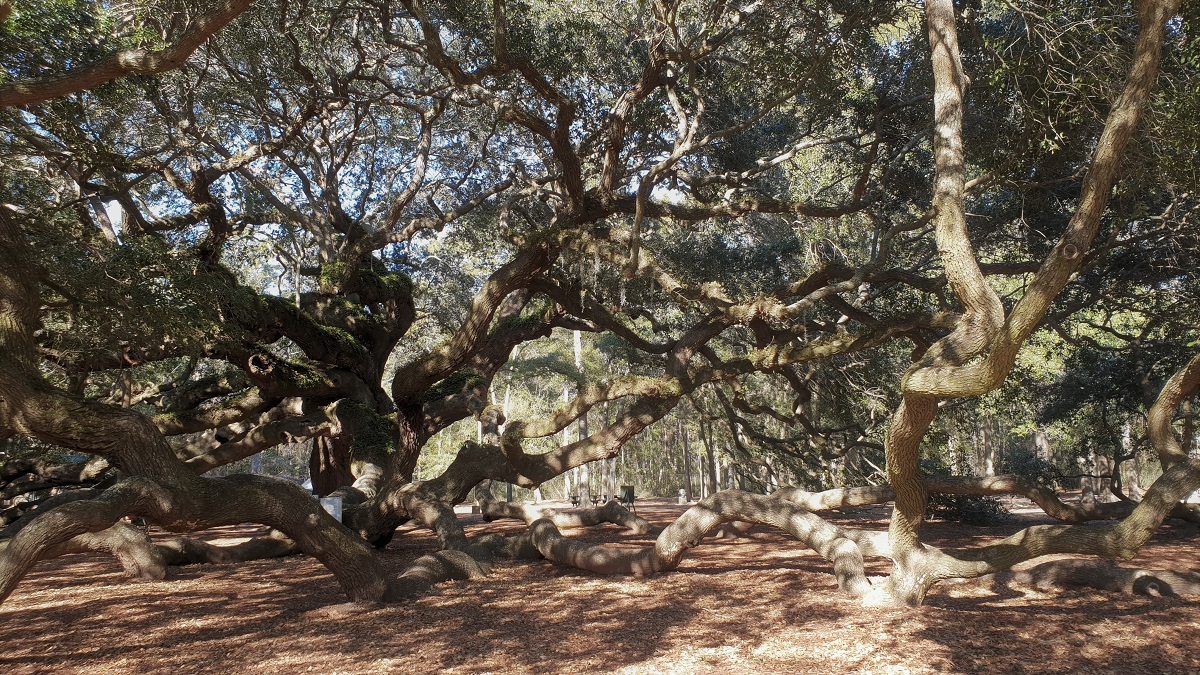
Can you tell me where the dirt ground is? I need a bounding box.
[1,499,1198,675]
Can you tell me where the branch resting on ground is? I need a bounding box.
[477,494,652,534]
[528,490,879,597]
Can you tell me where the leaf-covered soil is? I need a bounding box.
[1,498,1197,674]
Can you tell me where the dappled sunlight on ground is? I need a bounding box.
[1,500,1197,674]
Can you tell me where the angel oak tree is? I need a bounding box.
[0,0,1197,613]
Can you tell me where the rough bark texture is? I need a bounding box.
[309,436,355,497]
[1148,354,1200,469]
[0,520,165,581]
[386,549,492,600]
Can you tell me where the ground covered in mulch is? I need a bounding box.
[1,499,1198,674]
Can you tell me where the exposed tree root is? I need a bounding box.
[528,490,875,597]
[864,458,1200,607]
[477,531,542,560]
[371,491,654,601]
[996,559,1200,597]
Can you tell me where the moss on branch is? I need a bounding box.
[423,371,488,403]
[319,261,413,304]
[333,400,398,458]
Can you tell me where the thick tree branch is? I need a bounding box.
[0,0,256,108]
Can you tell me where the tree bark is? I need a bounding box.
[0,0,257,107]
[0,210,391,606]
[881,0,1180,606]
[479,493,651,534]
[529,490,874,596]
[0,520,166,581]
[309,436,355,497]
[995,559,1200,597]
[682,421,694,502]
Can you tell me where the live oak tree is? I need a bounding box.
[1,0,1198,610]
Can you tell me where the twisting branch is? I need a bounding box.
[878,0,1181,607]
[0,0,257,108]
[529,490,874,596]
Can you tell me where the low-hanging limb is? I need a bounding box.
[0,518,165,582]
[0,336,393,607]
[994,558,1200,597]
[154,528,300,566]
[0,479,165,603]
[865,367,1200,604]
[919,458,1200,580]
[772,476,1199,525]
[528,490,876,597]
[0,469,393,605]
[477,493,652,535]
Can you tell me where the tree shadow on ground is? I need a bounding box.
[1,501,1197,674]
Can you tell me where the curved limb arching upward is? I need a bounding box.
[882,0,1181,606]
[0,479,161,604]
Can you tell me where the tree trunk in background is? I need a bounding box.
[1033,428,1050,461]
[700,444,710,492]
[1121,421,1142,497]
[698,417,720,497]
[574,330,591,504]
[1081,445,1096,504]
[974,419,996,477]
[947,416,960,473]
[1081,443,1116,504]
[606,458,616,499]
[561,385,573,499]
[579,463,591,503]
[681,422,693,502]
